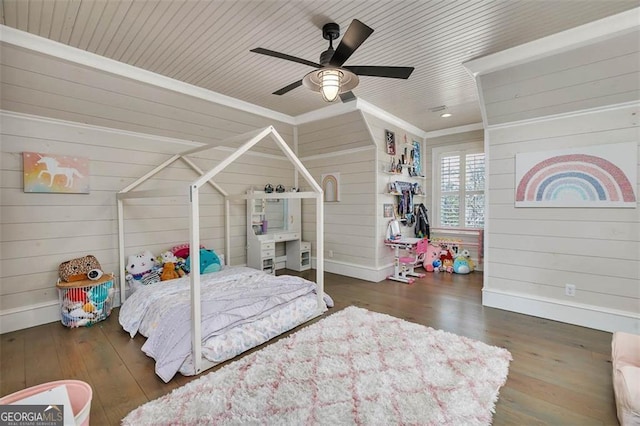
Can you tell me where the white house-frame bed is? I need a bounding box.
[116,125,324,377]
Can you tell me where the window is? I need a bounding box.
[435,146,485,228]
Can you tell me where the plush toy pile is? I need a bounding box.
[423,245,475,274]
[125,243,222,289]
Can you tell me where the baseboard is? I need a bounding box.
[483,289,640,334]
[1,289,122,334]
[0,301,60,334]
[312,259,391,282]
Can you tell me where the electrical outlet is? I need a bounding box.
[328,250,333,258]
[565,284,576,296]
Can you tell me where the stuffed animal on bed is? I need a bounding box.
[185,249,221,275]
[159,250,179,264]
[161,262,180,281]
[126,250,161,285]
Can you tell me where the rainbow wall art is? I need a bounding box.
[515,142,636,208]
[23,152,90,194]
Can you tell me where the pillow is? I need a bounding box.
[171,243,205,260]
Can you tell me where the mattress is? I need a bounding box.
[119,266,331,381]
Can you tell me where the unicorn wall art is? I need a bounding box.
[23,152,90,193]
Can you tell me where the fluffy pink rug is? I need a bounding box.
[123,306,512,425]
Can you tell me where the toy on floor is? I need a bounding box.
[438,246,454,273]
[422,243,440,272]
[453,249,475,274]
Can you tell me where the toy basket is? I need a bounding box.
[56,274,114,328]
[0,380,92,426]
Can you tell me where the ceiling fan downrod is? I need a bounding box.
[320,23,340,66]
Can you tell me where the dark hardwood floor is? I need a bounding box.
[1,270,618,425]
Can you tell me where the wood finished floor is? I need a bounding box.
[1,270,617,425]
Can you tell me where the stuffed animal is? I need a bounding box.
[439,247,454,273]
[87,281,112,305]
[126,250,158,279]
[161,262,180,281]
[432,259,442,272]
[422,243,440,272]
[126,250,161,285]
[453,256,471,274]
[159,250,179,265]
[460,249,475,272]
[185,249,221,274]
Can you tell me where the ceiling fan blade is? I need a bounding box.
[340,91,357,103]
[329,19,374,67]
[273,79,303,95]
[251,48,321,68]
[345,66,414,79]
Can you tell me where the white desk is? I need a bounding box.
[385,237,423,284]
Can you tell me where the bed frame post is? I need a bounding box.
[117,199,126,304]
[225,198,230,266]
[315,194,324,311]
[189,184,203,374]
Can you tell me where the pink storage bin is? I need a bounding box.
[0,380,92,425]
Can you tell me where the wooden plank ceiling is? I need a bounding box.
[1,0,637,132]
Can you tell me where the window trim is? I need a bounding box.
[432,142,485,228]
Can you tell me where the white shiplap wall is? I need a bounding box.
[297,111,378,281]
[480,29,640,126]
[475,22,640,332]
[482,105,639,333]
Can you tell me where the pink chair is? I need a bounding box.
[397,238,428,283]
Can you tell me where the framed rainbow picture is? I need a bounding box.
[515,142,636,208]
[23,152,90,194]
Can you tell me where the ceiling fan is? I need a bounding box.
[250,19,414,103]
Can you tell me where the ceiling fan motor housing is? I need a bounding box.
[322,23,340,41]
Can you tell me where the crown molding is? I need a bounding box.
[356,99,427,138]
[293,100,359,125]
[423,122,484,139]
[463,7,640,77]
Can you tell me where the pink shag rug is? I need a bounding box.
[123,306,512,425]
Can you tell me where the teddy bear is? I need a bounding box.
[161,262,180,281]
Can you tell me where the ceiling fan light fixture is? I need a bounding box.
[320,69,342,102]
[302,67,359,102]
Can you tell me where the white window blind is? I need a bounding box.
[440,155,460,226]
[436,149,485,228]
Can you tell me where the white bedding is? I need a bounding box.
[119,266,332,382]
